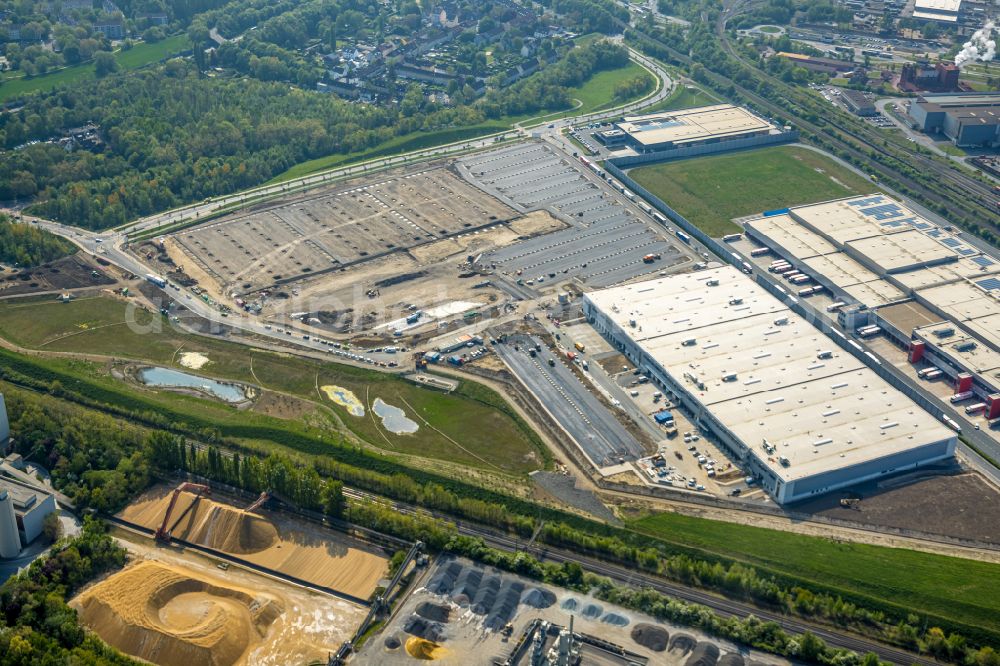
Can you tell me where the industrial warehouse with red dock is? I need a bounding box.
[583,267,958,504]
[741,194,1000,430]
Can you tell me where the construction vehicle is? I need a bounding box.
[155,482,211,542]
[245,490,270,513]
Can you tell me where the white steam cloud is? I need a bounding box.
[955,20,997,68]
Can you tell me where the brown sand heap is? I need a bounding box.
[119,488,388,599]
[185,503,279,554]
[72,561,283,666]
[405,636,451,660]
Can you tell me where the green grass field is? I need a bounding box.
[0,35,187,102]
[632,512,1000,637]
[644,84,718,113]
[628,146,877,236]
[0,296,546,475]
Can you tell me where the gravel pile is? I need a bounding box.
[601,612,629,627]
[718,654,745,666]
[669,634,697,656]
[425,561,462,595]
[415,601,450,623]
[403,615,447,642]
[521,587,556,609]
[685,642,721,666]
[631,623,668,652]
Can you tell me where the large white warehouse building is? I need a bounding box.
[583,267,957,504]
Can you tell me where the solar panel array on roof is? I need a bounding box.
[859,203,905,220]
[977,277,1000,292]
[973,256,996,268]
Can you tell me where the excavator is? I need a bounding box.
[154,482,211,542]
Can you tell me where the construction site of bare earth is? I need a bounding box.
[68,484,389,666]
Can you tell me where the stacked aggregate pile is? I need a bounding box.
[685,642,721,666]
[669,634,698,657]
[631,623,669,652]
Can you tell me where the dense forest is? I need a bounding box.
[0,520,137,665]
[0,39,630,229]
[0,214,76,267]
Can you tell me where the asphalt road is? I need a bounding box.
[493,334,645,466]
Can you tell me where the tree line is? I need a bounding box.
[0,214,76,267]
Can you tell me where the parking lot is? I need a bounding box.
[172,167,515,294]
[493,333,646,467]
[460,143,683,289]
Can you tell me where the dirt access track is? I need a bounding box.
[119,486,388,601]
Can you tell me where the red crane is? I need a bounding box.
[155,482,211,542]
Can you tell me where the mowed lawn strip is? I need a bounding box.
[0,295,544,475]
[628,146,877,236]
[632,512,1000,635]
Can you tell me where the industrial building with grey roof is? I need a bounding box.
[599,104,777,153]
[583,267,956,504]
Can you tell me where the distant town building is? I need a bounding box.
[899,61,961,93]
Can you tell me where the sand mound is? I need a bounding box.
[119,489,388,599]
[72,561,283,666]
[581,603,603,619]
[560,597,578,611]
[415,601,451,623]
[185,504,279,554]
[179,352,210,369]
[405,636,451,660]
[384,635,402,650]
[631,623,668,651]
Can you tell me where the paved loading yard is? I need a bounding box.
[493,333,646,467]
[173,167,515,294]
[459,143,684,289]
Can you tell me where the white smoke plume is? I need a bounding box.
[955,20,997,68]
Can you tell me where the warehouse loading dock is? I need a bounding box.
[584,267,957,504]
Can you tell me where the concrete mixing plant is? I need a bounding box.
[0,489,20,559]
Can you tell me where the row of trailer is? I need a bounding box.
[757,239,1000,432]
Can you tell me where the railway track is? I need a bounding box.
[617,5,1000,238]
[341,488,938,665]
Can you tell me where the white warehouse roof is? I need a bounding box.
[584,267,955,492]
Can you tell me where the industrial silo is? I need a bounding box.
[0,392,9,444]
[0,489,20,559]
